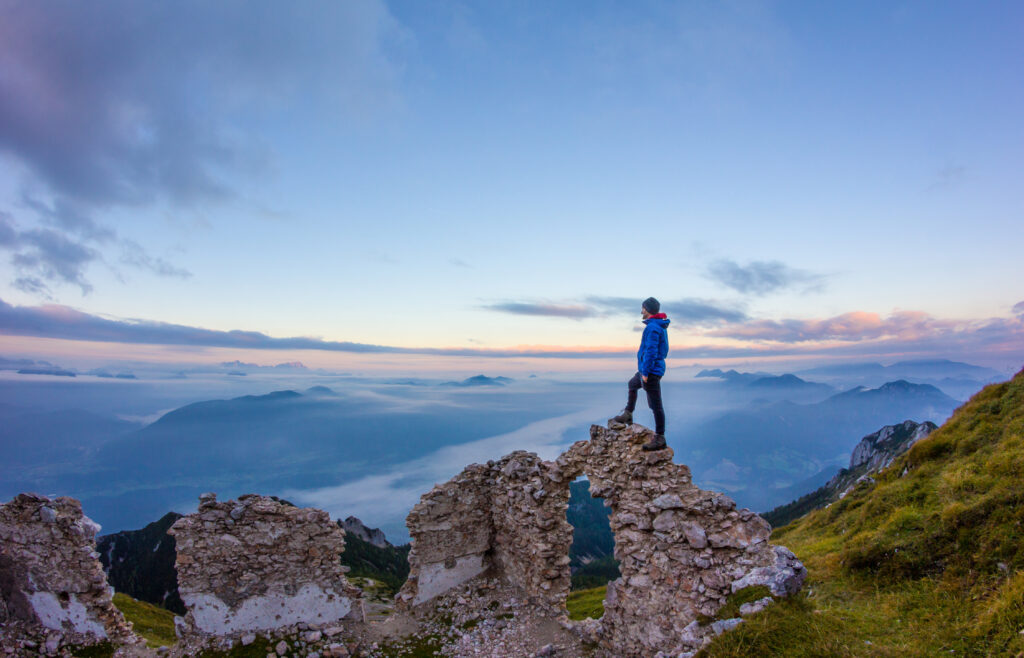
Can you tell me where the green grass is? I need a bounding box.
[701,368,1024,656]
[712,585,772,621]
[112,592,177,648]
[566,585,606,620]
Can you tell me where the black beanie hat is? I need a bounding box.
[642,297,661,314]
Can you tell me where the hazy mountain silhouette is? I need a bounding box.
[680,380,960,512]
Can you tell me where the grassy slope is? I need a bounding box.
[702,368,1024,656]
[338,531,411,596]
[112,592,177,648]
[566,586,606,621]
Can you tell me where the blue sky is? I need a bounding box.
[0,0,1021,372]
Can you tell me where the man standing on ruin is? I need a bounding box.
[612,297,669,451]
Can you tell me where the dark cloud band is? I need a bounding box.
[484,296,747,326]
[1,298,1019,364]
[482,303,599,319]
[0,298,628,359]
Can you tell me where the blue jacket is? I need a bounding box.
[637,317,670,377]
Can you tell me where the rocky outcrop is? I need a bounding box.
[342,516,392,549]
[764,419,938,528]
[168,493,364,649]
[0,493,141,655]
[846,419,937,475]
[830,420,936,502]
[400,422,806,657]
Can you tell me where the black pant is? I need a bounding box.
[626,371,665,435]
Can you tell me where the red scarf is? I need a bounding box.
[647,313,667,320]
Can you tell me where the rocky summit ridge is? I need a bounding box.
[0,420,804,657]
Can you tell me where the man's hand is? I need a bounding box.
[642,375,648,384]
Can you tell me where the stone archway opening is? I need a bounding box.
[564,476,619,620]
[396,424,807,656]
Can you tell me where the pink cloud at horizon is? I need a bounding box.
[1,298,1022,373]
[708,310,1024,345]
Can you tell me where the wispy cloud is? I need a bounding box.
[484,296,747,326]
[657,300,748,326]
[119,241,192,279]
[482,302,600,319]
[927,164,967,191]
[0,213,16,246]
[0,1,405,295]
[10,228,98,294]
[710,310,948,342]
[1014,301,1024,317]
[706,259,825,296]
[1,1,402,210]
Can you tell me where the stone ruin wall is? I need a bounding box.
[400,422,807,657]
[168,493,364,645]
[397,451,576,614]
[0,493,139,655]
[398,463,495,607]
[488,452,574,614]
[1,492,368,655]
[1,421,806,657]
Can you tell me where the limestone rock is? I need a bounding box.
[739,596,773,616]
[731,545,807,597]
[711,617,744,635]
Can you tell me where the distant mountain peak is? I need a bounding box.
[695,369,772,384]
[239,390,302,401]
[876,380,942,395]
[440,374,513,387]
[698,370,832,392]
[342,516,392,548]
[748,374,830,390]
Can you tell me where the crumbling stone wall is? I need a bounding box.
[0,493,139,654]
[398,453,575,614]
[488,452,574,613]
[169,493,363,644]
[558,424,805,655]
[400,422,807,657]
[399,464,494,607]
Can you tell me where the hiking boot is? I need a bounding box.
[642,434,667,451]
[610,409,633,426]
